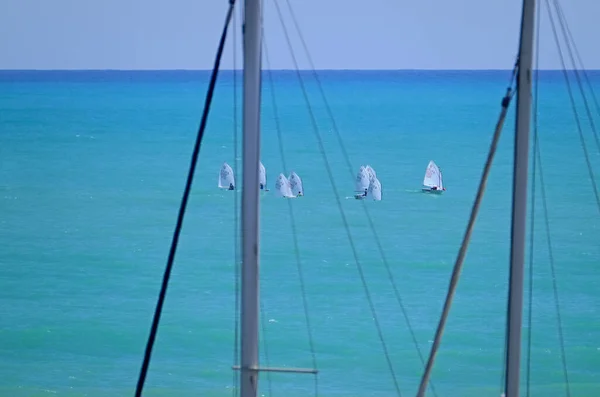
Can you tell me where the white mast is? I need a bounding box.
[235,2,316,394]
[240,0,262,396]
[505,0,536,396]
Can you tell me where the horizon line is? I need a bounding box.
[1,68,598,72]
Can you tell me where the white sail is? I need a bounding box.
[274,173,294,198]
[355,166,370,192]
[367,177,382,201]
[423,160,443,189]
[218,162,235,189]
[365,165,377,183]
[288,171,303,196]
[259,162,267,190]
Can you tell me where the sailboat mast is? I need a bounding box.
[505,0,536,396]
[240,0,262,396]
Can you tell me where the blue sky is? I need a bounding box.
[1,0,598,70]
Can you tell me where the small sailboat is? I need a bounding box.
[259,161,269,191]
[367,177,382,201]
[421,160,445,194]
[354,165,370,199]
[288,171,304,197]
[218,162,235,190]
[274,173,294,198]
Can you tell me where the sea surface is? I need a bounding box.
[1,70,599,397]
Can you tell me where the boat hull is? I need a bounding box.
[422,188,444,195]
[354,194,366,200]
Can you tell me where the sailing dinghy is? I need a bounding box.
[288,171,304,197]
[422,160,445,194]
[354,165,370,199]
[275,173,295,198]
[259,161,269,191]
[218,162,235,190]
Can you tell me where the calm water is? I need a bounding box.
[0,70,599,397]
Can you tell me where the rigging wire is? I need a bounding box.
[262,29,320,397]
[552,2,600,121]
[525,2,543,395]
[254,3,274,396]
[231,1,240,396]
[280,3,437,394]
[544,0,600,212]
[537,4,573,395]
[534,113,572,397]
[552,0,600,154]
[529,3,579,395]
[417,63,519,397]
[134,2,236,396]
[270,1,402,395]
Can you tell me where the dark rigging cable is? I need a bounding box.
[539,6,573,395]
[417,63,519,397]
[134,2,236,396]
[271,1,402,395]
[257,2,275,396]
[280,3,437,395]
[263,32,320,397]
[552,2,600,120]
[552,0,600,154]
[528,3,574,395]
[535,111,573,397]
[544,0,600,212]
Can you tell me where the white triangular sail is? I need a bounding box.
[259,162,267,190]
[423,160,443,189]
[218,162,235,189]
[365,165,377,183]
[289,172,303,196]
[275,173,294,198]
[367,177,382,201]
[355,166,370,193]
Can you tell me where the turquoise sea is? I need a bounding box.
[1,70,599,397]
